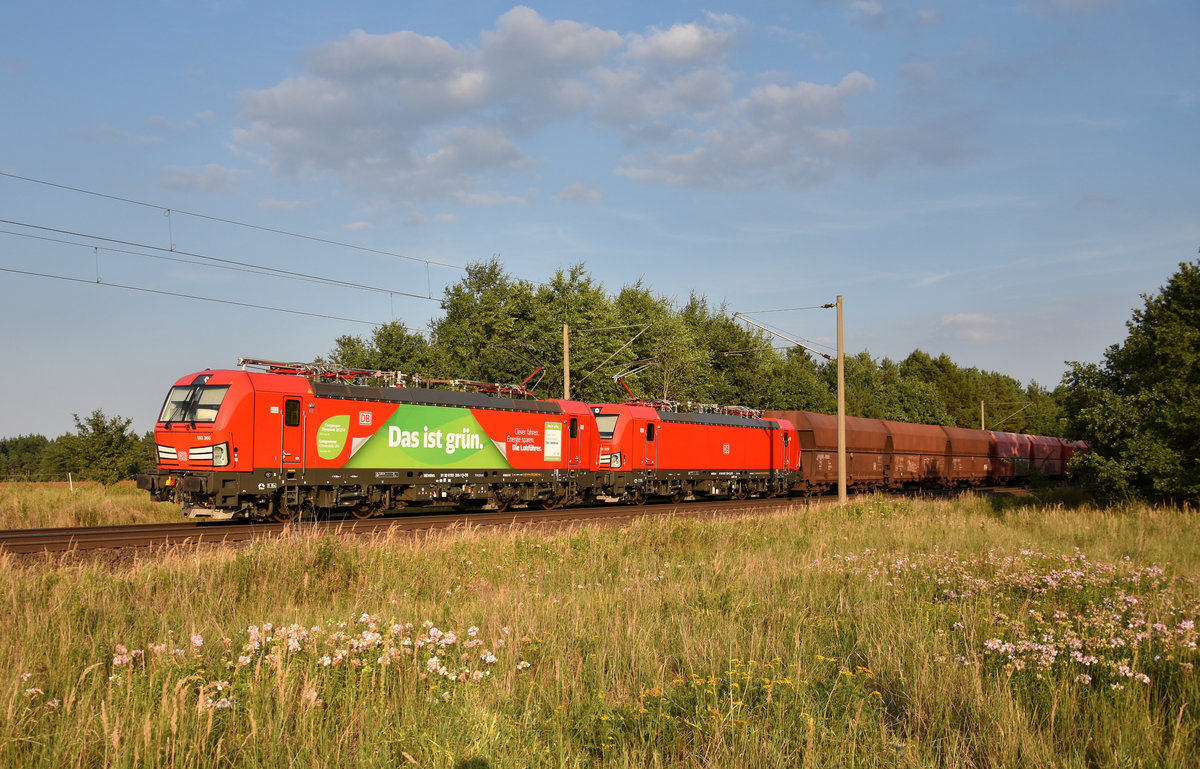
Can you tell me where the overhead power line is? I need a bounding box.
[0,266,380,326]
[0,218,438,303]
[0,170,465,271]
[736,304,834,313]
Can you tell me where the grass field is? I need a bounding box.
[0,481,181,528]
[1,489,1197,767]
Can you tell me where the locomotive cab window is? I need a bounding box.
[646,423,656,441]
[284,399,301,427]
[595,414,618,440]
[158,384,231,424]
[569,418,578,439]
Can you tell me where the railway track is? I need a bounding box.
[0,498,797,554]
[0,486,1036,555]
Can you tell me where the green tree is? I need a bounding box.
[532,264,615,401]
[762,349,835,412]
[1060,260,1200,501]
[0,434,51,480]
[327,321,431,374]
[39,411,154,484]
[427,259,540,385]
[679,294,776,407]
[899,350,1056,432]
[828,352,951,424]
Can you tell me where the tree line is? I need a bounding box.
[0,411,155,484]
[326,259,1064,434]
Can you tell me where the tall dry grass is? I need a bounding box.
[1,492,1196,767]
[0,481,180,528]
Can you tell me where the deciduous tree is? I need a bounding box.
[1060,260,1200,501]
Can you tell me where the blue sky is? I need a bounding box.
[1,0,1197,439]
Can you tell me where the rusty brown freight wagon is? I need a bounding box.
[764,410,889,494]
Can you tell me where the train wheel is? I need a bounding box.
[731,487,748,500]
[669,492,683,504]
[540,497,560,510]
[493,498,511,513]
[272,504,299,523]
[349,504,376,520]
[631,490,647,506]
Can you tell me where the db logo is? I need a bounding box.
[178,450,189,462]
[358,411,372,426]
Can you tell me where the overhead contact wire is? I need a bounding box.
[0,171,462,271]
[0,266,378,325]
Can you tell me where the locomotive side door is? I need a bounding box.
[644,421,659,468]
[567,417,581,468]
[281,398,304,469]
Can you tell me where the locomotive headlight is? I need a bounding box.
[212,443,230,467]
[610,452,621,468]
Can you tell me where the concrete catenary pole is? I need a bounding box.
[837,295,847,504]
[563,324,570,400]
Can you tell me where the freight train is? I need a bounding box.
[136,359,1084,521]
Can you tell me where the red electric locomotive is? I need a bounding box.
[137,358,599,520]
[587,400,799,503]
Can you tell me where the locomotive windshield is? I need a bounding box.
[595,414,618,440]
[158,384,230,424]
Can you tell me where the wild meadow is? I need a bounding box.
[1,491,1197,767]
[0,481,180,529]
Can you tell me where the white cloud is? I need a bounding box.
[233,7,905,198]
[625,19,739,64]
[746,72,876,125]
[847,1,886,27]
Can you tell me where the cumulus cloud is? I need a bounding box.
[846,1,887,27]
[625,18,740,63]
[232,6,916,199]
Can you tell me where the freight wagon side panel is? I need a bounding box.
[942,426,992,485]
[885,421,950,485]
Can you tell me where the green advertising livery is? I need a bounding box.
[340,404,512,469]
